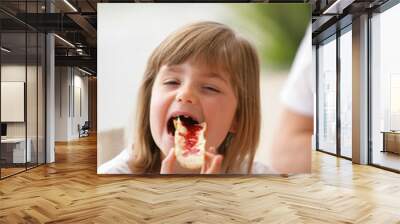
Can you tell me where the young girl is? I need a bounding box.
[99,21,267,174]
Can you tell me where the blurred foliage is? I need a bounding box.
[229,4,310,71]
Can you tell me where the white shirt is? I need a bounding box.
[98,147,274,174]
[98,147,133,174]
[281,25,314,117]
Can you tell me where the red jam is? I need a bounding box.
[179,123,202,157]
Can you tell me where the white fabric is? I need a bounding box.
[98,147,273,174]
[98,147,133,174]
[281,25,314,117]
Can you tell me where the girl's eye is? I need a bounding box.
[203,85,220,93]
[163,80,180,85]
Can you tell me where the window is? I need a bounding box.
[317,36,337,154]
[339,28,352,158]
[371,3,400,171]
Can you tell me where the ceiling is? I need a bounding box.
[0,0,393,75]
[311,0,390,43]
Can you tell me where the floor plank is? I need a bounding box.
[0,134,399,223]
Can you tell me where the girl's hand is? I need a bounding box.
[160,147,223,174]
[201,147,223,174]
[160,148,178,174]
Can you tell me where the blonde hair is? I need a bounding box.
[130,21,261,174]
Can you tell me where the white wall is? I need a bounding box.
[72,72,89,138]
[55,67,69,141]
[55,67,89,141]
[1,65,38,138]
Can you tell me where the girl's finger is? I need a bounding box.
[161,148,176,174]
[207,146,217,154]
[206,155,223,174]
[201,152,212,173]
[201,152,215,174]
[201,159,207,174]
[201,147,217,174]
[205,151,215,160]
[202,152,222,174]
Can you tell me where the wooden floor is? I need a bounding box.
[1,163,44,178]
[373,150,400,171]
[1,135,400,223]
[1,167,26,178]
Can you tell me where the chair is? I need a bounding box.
[79,121,90,138]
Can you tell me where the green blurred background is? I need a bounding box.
[228,4,310,71]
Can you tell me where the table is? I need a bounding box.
[381,131,400,154]
[1,138,31,164]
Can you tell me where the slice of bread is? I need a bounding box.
[174,117,206,169]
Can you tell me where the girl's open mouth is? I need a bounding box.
[167,115,199,136]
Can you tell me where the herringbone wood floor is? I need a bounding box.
[1,135,400,223]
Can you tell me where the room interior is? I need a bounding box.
[0,0,399,223]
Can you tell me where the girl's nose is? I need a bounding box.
[176,87,196,104]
